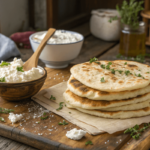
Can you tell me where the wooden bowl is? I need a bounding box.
[0,66,47,101]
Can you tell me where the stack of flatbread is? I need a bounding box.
[63,60,150,119]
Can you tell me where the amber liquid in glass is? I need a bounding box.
[119,31,146,57]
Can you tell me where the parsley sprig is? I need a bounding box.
[124,124,150,140]
[58,120,68,125]
[50,95,56,100]
[41,112,48,120]
[89,57,99,64]
[109,0,144,29]
[0,77,5,82]
[0,107,14,113]
[101,77,105,83]
[17,66,24,72]
[0,61,10,67]
[85,141,93,145]
[56,102,64,111]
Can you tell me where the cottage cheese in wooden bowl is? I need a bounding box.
[0,58,47,101]
[29,30,84,68]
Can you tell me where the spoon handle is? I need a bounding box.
[23,28,56,71]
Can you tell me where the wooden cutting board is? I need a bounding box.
[0,66,150,150]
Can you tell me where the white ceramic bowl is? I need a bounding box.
[29,30,84,68]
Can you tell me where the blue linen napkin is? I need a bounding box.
[0,33,21,61]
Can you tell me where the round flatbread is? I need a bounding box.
[70,60,150,92]
[63,89,150,109]
[65,102,150,119]
[68,75,150,100]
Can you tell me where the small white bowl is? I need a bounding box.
[29,30,84,69]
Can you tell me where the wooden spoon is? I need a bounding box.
[23,28,56,71]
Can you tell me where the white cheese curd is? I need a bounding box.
[0,58,43,83]
[33,30,81,44]
[8,113,23,123]
[66,128,86,140]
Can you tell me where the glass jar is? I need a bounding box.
[119,22,146,57]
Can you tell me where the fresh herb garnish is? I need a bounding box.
[89,57,98,63]
[56,102,64,111]
[108,62,112,65]
[0,107,14,113]
[111,69,115,74]
[69,112,71,114]
[135,73,142,77]
[116,70,123,74]
[109,0,144,29]
[124,124,150,140]
[85,141,93,145]
[125,70,131,76]
[43,112,47,115]
[101,64,105,69]
[41,116,48,120]
[0,61,10,67]
[17,66,24,72]
[101,77,105,83]
[146,72,149,73]
[0,117,5,122]
[0,77,5,82]
[50,95,56,100]
[124,62,127,65]
[106,65,110,70]
[58,120,68,125]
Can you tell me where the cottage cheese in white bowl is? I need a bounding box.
[29,30,84,69]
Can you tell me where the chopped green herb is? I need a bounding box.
[43,112,47,115]
[124,62,127,65]
[108,62,112,65]
[41,116,48,120]
[56,102,64,111]
[58,120,68,125]
[17,66,24,72]
[116,70,123,74]
[135,73,142,77]
[111,69,115,74]
[101,64,105,69]
[125,70,131,76]
[101,77,105,83]
[50,95,56,100]
[124,124,150,140]
[0,107,14,114]
[0,77,5,82]
[146,72,149,73]
[85,141,93,145]
[0,61,10,67]
[95,62,100,64]
[69,112,71,114]
[0,117,5,122]
[89,57,98,63]
[106,65,110,70]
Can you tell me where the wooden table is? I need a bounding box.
[1,23,150,150]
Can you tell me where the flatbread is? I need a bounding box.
[70,60,150,92]
[68,75,150,100]
[63,89,150,109]
[66,98,150,111]
[65,102,150,119]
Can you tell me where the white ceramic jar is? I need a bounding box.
[90,9,121,41]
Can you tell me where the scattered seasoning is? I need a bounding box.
[50,95,56,100]
[17,66,24,72]
[0,117,5,122]
[124,62,127,65]
[0,61,10,67]
[56,102,64,111]
[85,141,93,145]
[124,124,150,140]
[101,77,105,83]
[89,57,98,63]
[0,77,5,82]
[101,64,105,69]
[111,69,115,74]
[58,120,68,125]
[0,107,14,113]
